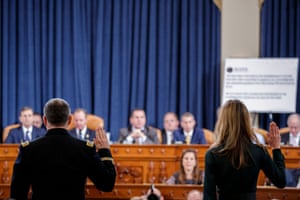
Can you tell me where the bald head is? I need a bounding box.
[287,113,300,136]
[187,190,202,200]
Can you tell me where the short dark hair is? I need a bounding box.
[147,193,160,200]
[19,106,33,116]
[33,112,42,116]
[43,98,71,126]
[130,108,145,118]
[180,112,195,121]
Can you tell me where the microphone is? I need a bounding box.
[151,184,154,193]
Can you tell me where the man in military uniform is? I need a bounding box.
[10,98,116,200]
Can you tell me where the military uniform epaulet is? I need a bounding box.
[21,141,30,147]
[86,140,94,147]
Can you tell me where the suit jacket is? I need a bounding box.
[10,128,116,200]
[69,128,96,141]
[4,126,46,144]
[173,128,207,144]
[281,132,300,146]
[281,133,290,145]
[161,129,175,144]
[117,126,159,144]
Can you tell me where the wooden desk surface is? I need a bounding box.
[85,184,300,200]
[0,183,299,200]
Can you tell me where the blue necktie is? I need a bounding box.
[79,130,83,139]
[24,130,30,141]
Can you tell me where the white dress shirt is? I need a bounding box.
[77,127,87,140]
[166,131,173,145]
[289,132,300,146]
[22,126,33,141]
[126,127,146,144]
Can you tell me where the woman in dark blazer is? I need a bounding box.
[204,99,286,200]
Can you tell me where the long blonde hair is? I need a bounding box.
[213,99,259,169]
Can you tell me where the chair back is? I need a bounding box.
[254,128,268,144]
[2,124,21,142]
[279,127,289,134]
[67,114,104,131]
[203,128,215,145]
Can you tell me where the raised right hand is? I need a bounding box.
[267,121,281,149]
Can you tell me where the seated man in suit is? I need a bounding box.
[69,108,96,141]
[117,109,159,144]
[161,112,179,144]
[281,113,300,187]
[5,107,46,144]
[173,112,207,144]
[33,112,45,129]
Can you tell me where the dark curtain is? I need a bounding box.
[259,0,300,130]
[0,0,221,141]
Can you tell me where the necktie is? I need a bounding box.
[24,130,30,141]
[185,134,191,144]
[79,130,83,140]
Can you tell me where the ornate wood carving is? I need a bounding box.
[1,161,10,184]
[116,162,142,183]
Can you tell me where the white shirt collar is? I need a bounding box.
[166,131,173,136]
[77,127,87,134]
[22,126,33,133]
[289,132,300,146]
[184,130,193,137]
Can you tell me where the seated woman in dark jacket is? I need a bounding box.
[166,148,203,185]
